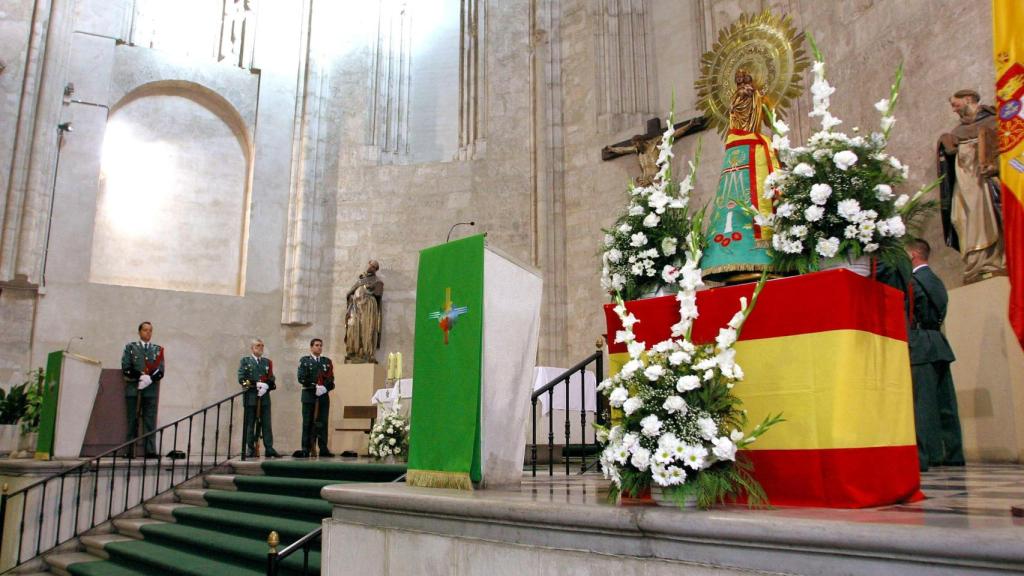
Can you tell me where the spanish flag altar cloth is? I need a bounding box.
[604,270,922,508]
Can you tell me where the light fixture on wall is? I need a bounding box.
[57,122,73,133]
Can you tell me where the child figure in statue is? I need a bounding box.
[701,69,780,284]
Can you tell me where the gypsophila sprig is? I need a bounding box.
[596,220,782,509]
[368,407,409,459]
[761,36,935,274]
[601,104,704,300]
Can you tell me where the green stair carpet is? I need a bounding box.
[66,460,405,576]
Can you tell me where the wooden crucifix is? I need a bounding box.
[601,115,708,186]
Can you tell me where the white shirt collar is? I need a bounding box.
[912,263,929,273]
[252,355,262,362]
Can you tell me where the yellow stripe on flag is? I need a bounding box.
[608,330,915,450]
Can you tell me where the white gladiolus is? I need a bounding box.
[894,194,910,209]
[874,98,890,113]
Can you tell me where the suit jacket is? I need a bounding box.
[238,355,276,407]
[909,266,956,365]
[297,355,335,403]
[121,342,165,398]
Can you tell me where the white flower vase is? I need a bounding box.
[17,431,37,456]
[650,486,698,509]
[819,254,871,277]
[0,424,18,456]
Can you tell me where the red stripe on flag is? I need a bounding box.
[605,270,907,354]
[1006,188,1024,348]
[739,445,923,508]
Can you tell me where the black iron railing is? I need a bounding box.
[0,390,245,573]
[530,342,605,476]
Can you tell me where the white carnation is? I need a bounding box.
[804,205,825,222]
[816,236,840,258]
[837,199,861,221]
[793,163,815,177]
[676,375,701,392]
[630,232,647,247]
[640,414,663,437]
[874,184,894,201]
[622,396,642,415]
[662,395,687,415]
[809,183,833,205]
[833,150,858,171]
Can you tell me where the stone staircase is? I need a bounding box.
[20,460,405,576]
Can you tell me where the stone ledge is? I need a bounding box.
[322,482,1024,576]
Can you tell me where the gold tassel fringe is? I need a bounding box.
[407,469,474,491]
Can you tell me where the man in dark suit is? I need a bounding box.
[121,321,164,457]
[907,239,965,470]
[238,338,279,458]
[296,338,335,457]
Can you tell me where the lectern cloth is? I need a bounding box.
[408,235,485,489]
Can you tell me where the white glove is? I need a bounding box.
[315,385,327,397]
[138,374,152,390]
[257,382,269,397]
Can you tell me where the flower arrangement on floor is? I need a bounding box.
[600,108,703,301]
[596,224,783,509]
[759,37,936,274]
[368,407,409,460]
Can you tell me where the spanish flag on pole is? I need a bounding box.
[994,0,1024,349]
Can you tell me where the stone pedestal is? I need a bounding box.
[946,277,1024,463]
[330,363,386,455]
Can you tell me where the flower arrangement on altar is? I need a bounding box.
[600,108,703,300]
[759,37,936,274]
[368,408,409,460]
[596,225,782,509]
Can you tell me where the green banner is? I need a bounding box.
[35,351,63,460]
[407,234,485,489]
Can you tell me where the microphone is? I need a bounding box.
[65,336,83,353]
[446,221,476,242]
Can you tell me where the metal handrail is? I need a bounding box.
[266,462,406,575]
[530,340,605,476]
[0,389,245,573]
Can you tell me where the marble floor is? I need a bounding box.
[521,463,1024,530]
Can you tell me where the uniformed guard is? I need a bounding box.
[238,338,280,458]
[296,338,335,457]
[120,321,164,458]
[907,238,965,470]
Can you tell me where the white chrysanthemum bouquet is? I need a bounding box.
[600,109,703,300]
[368,408,409,459]
[596,227,782,509]
[760,37,935,274]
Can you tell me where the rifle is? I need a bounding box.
[309,397,319,458]
[253,393,262,458]
[134,391,143,458]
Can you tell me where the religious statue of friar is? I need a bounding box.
[345,260,384,363]
[694,11,807,283]
[937,88,1006,283]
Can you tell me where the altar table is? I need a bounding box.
[604,269,922,508]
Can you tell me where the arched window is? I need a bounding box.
[89,81,252,296]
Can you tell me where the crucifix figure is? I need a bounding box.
[602,116,708,187]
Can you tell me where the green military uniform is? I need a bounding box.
[909,264,965,470]
[238,355,277,457]
[121,341,164,456]
[297,354,335,456]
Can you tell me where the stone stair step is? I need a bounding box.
[43,551,103,576]
[229,459,265,476]
[144,501,194,522]
[204,474,237,491]
[174,488,207,506]
[79,533,133,559]
[112,517,164,539]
